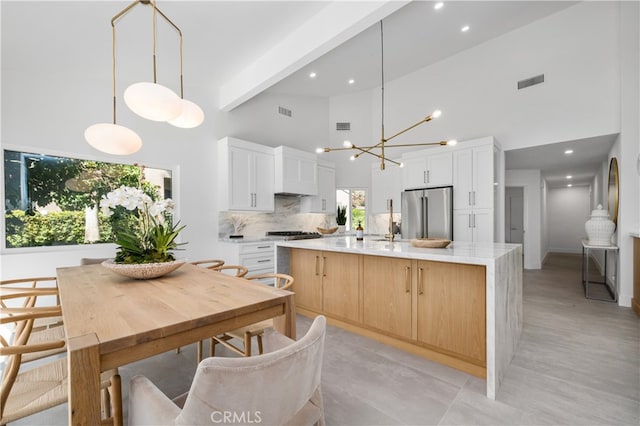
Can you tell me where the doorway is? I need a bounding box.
[505,187,524,247]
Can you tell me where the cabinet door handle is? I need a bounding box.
[418,267,424,295]
[426,170,430,183]
[322,257,327,277]
[322,199,326,210]
[315,256,319,276]
[472,214,476,228]
[405,266,411,293]
[468,192,472,206]
[253,193,257,207]
[472,191,476,206]
[423,171,427,184]
[468,214,472,228]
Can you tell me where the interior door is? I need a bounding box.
[506,187,524,245]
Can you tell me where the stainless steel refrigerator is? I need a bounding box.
[401,186,453,240]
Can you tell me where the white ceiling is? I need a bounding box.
[3,0,610,186]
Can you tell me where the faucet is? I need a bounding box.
[386,199,395,242]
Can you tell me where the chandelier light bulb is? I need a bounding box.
[124,82,182,122]
[447,139,458,146]
[343,140,353,148]
[432,110,442,118]
[315,148,324,154]
[349,155,356,161]
[168,98,204,128]
[84,123,142,155]
[399,162,405,168]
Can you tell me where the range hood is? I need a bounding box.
[274,146,318,196]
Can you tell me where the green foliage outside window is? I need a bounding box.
[3,149,171,249]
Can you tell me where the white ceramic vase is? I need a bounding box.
[338,225,346,234]
[585,204,615,246]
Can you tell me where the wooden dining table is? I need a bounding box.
[57,263,296,426]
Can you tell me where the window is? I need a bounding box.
[3,149,172,249]
[336,188,366,231]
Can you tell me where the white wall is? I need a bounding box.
[547,186,591,253]
[505,170,542,269]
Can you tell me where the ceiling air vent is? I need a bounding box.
[278,106,292,117]
[518,74,544,90]
[336,122,351,131]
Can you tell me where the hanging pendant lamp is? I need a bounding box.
[317,21,455,170]
[85,0,204,155]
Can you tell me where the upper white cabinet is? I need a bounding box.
[371,162,402,214]
[402,151,452,189]
[274,146,318,195]
[218,137,275,212]
[302,161,336,213]
[452,140,496,242]
[453,144,494,210]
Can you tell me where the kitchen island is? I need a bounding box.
[275,237,522,399]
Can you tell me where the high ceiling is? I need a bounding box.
[2,0,609,185]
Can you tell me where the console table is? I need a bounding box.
[581,239,619,302]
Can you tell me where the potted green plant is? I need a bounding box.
[336,204,347,233]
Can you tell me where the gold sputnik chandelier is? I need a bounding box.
[85,0,204,156]
[317,21,456,170]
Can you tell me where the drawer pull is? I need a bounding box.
[257,245,271,249]
[405,266,411,293]
[257,259,271,263]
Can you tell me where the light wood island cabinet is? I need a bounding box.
[416,260,486,365]
[290,249,360,322]
[362,255,412,339]
[277,237,522,399]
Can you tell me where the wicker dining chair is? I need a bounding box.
[207,273,294,360]
[0,301,123,425]
[191,259,225,269]
[0,277,65,363]
[210,264,249,277]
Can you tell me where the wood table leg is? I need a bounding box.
[273,293,296,339]
[67,334,102,426]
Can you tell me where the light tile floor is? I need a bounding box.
[10,253,640,425]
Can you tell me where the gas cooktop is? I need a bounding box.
[266,231,322,240]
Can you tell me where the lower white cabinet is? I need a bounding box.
[216,241,275,285]
[453,209,494,242]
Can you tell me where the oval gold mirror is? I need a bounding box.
[608,157,619,226]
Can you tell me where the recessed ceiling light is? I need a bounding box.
[348,79,355,85]
[461,25,470,32]
[567,184,573,187]
[564,149,573,154]
[434,2,444,10]
[309,72,317,78]
[566,175,572,179]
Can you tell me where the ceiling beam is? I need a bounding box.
[218,1,408,112]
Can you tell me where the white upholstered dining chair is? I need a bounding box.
[129,315,326,426]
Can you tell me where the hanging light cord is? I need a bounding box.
[109,0,186,125]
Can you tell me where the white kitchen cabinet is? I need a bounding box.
[302,161,336,213]
[402,151,452,189]
[453,209,494,243]
[216,241,276,285]
[453,144,494,210]
[371,162,402,214]
[274,146,318,195]
[218,137,275,212]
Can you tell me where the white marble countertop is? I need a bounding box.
[276,236,521,266]
[218,236,285,243]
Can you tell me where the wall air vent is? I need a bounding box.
[336,122,351,131]
[278,106,292,117]
[518,74,544,90]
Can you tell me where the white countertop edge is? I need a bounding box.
[275,237,521,265]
